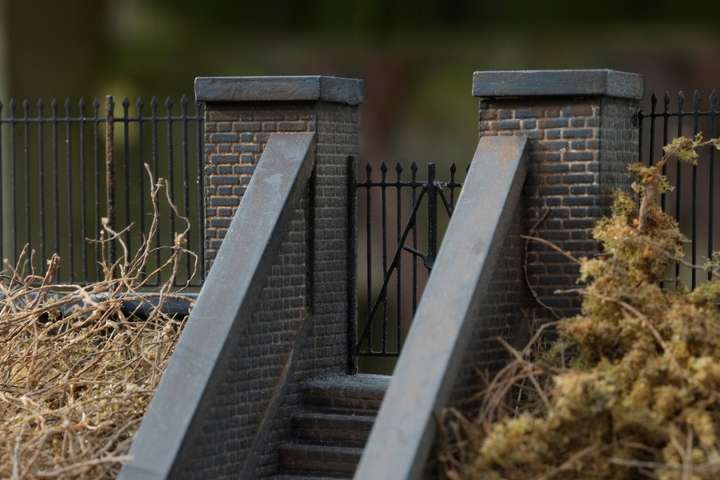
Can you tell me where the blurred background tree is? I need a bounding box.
[4,0,720,165]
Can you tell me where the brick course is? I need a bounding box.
[449,204,531,407]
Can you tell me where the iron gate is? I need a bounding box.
[354,160,466,363]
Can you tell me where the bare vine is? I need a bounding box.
[0,165,195,479]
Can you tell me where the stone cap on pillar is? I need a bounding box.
[472,69,643,100]
[194,75,364,105]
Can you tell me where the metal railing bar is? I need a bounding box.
[691,90,700,288]
[411,161,418,317]
[662,92,670,211]
[195,101,205,282]
[37,99,46,268]
[357,188,427,353]
[166,97,176,252]
[648,93,657,167]
[380,162,388,354]
[137,97,146,279]
[65,98,73,281]
[437,188,454,217]
[122,97,131,253]
[9,99,16,260]
[395,162,402,353]
[710,91,718,282]
[104,96,115,266]
[365,162,373,351]
[0,102,4,264]
[22,100,30,258]
[79,99,87,279]
[151,97,160,283]
[675,92,684,285]
[92,98,101,279]
[181,95,191,284]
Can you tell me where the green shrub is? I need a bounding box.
[442,135,720,480]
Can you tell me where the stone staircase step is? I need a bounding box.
[279,443,362,476]
[269,476,348,480]
[303,374,389,413]
[292,411,375,447]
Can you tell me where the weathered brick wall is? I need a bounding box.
[204,104,315,271]
[177,99,359,478]
[257,104,358,476]
[422,205,532,480]
[599,98,640,193]
[477,97,638,316]
[448,204,531,407]
[174,203,308,479]
[204,101,357,367]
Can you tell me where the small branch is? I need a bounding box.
[521,235,582,265]
[523,207,562,320]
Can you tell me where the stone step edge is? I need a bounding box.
[302,374,390,400]
[269,475,350,480]
[293,410,377,424]
[279,442,363,472]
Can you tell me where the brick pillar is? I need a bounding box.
[473,70,643,316]
[195,76,361,372]
[196,76,362,271]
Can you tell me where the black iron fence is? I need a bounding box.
[637,91,719,290]
[0,96,205,286]
[354,160,466,364]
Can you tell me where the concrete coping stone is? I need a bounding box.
[472,69,644,100]
[195,75,364,105]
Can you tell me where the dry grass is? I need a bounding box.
[0,165,195,479]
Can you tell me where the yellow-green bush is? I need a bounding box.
[442,135,720,480]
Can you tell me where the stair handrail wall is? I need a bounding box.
[119,132,316,479]
[354,136,530,479]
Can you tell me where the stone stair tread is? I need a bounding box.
[278,375,387,478]
[292,411,375,446]
[280,443,363,456]
[279,443,363,475]
[303,374,389,412]
[268,476,350,480]
[304,374,389,397]
[294,410,376,423]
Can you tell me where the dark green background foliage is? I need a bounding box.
[5,0,720,167]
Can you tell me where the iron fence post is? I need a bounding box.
[105,95,115,265]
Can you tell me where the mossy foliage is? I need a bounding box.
[442,135,720,480]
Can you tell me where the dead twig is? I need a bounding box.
[0,164,193,479]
